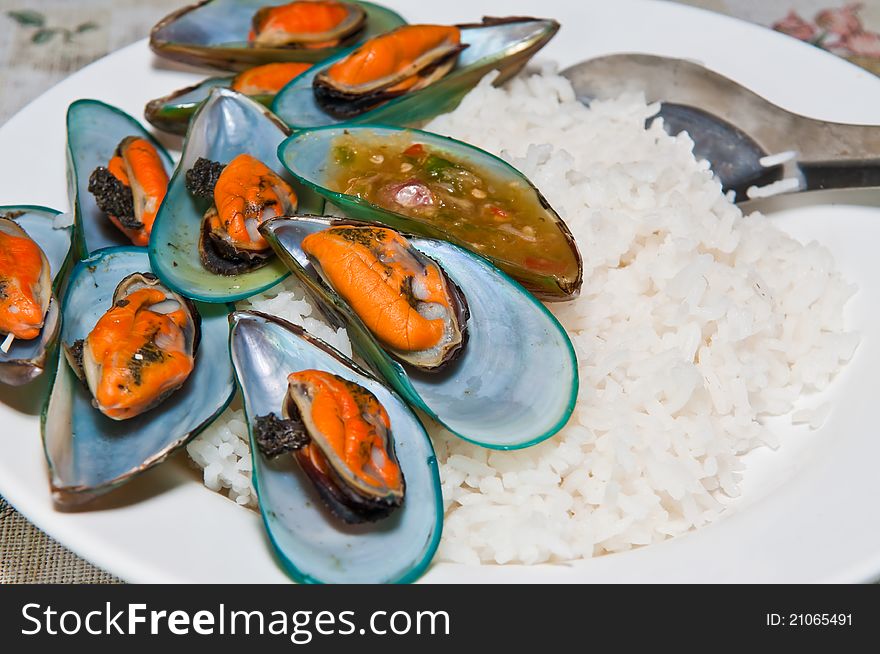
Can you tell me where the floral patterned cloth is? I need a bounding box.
[773,3,880,72]
[1,0,879,584]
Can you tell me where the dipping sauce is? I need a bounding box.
[326,132,581,298]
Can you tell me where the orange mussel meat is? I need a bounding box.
[301,225,467,371]
[71,273,199,421]
[249,0,366,49]
[88,136,169,247]
[0,220,51,341]
[290,370,402,494]
[314,24,466,118]
[186,153,298,275]
[230,62,313,95]
[281,368,405,522]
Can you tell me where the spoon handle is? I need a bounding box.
[563,54,880,194]
[788,119,880,192]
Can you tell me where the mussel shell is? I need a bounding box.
[262,216,578,450]
[144,76,245,136]
[42,248,234,506]
[0,301,59,386]
[230,310,442,584]
[276,125,584,301]
[144,64,315,136]
[67,100,174,257]
[0,206,73,386]
[273,17,560,129]
[150,0,406,71]
[312,30,466,119]
[148,88,323,303]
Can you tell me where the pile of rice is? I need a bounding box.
[187,69,858,564]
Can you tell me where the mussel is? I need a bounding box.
[301,225,467,371]
[149,88,322,302]
[185,154,298,275]
[43,248,234,505]
[88,136,170,246]
[277,125,583,301]
[0,207,72,386]
[250,1,366,48]
[232,62,313,94]
[63,272,200,421]
[0,213,60,385]
[149,0,406,71]
[254,369,405,523]
[67,100,173,256]
[145,63,314,136]
[273,16,560,130]
[313,24,467,119]
[261,216,578,450]
[0,217,52,344]
[230,310,441,583]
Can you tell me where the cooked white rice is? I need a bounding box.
[187,70,858,564]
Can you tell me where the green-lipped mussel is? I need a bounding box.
[62,272,201,421]
[261,215,578,450]
[0,207,73,386]
[67,100,174,256]
[149,0,406,71]
[230,310,442,583]
[144,62,313,136]
[272,16,559,130]
[43,248,234,506]
[148,88,323,303]
[277,125,583,301]
[253,368,406,524]
[299,224,469,372]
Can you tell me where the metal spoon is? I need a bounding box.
[561,54,880,202]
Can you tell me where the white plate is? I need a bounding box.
[2,0,879,583]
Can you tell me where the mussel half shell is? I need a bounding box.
[67,100,174,257]
[277,125,583,301]
[230,310,442,584]
[42,248,234,506]
[144,63,312,136]
[0,206,73,386]
[272,16,559,130]
[262,215,578,450]
[150,0,406,71]
[148,88,323,303]
[145,76,233,136]
[312,24,467,120]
